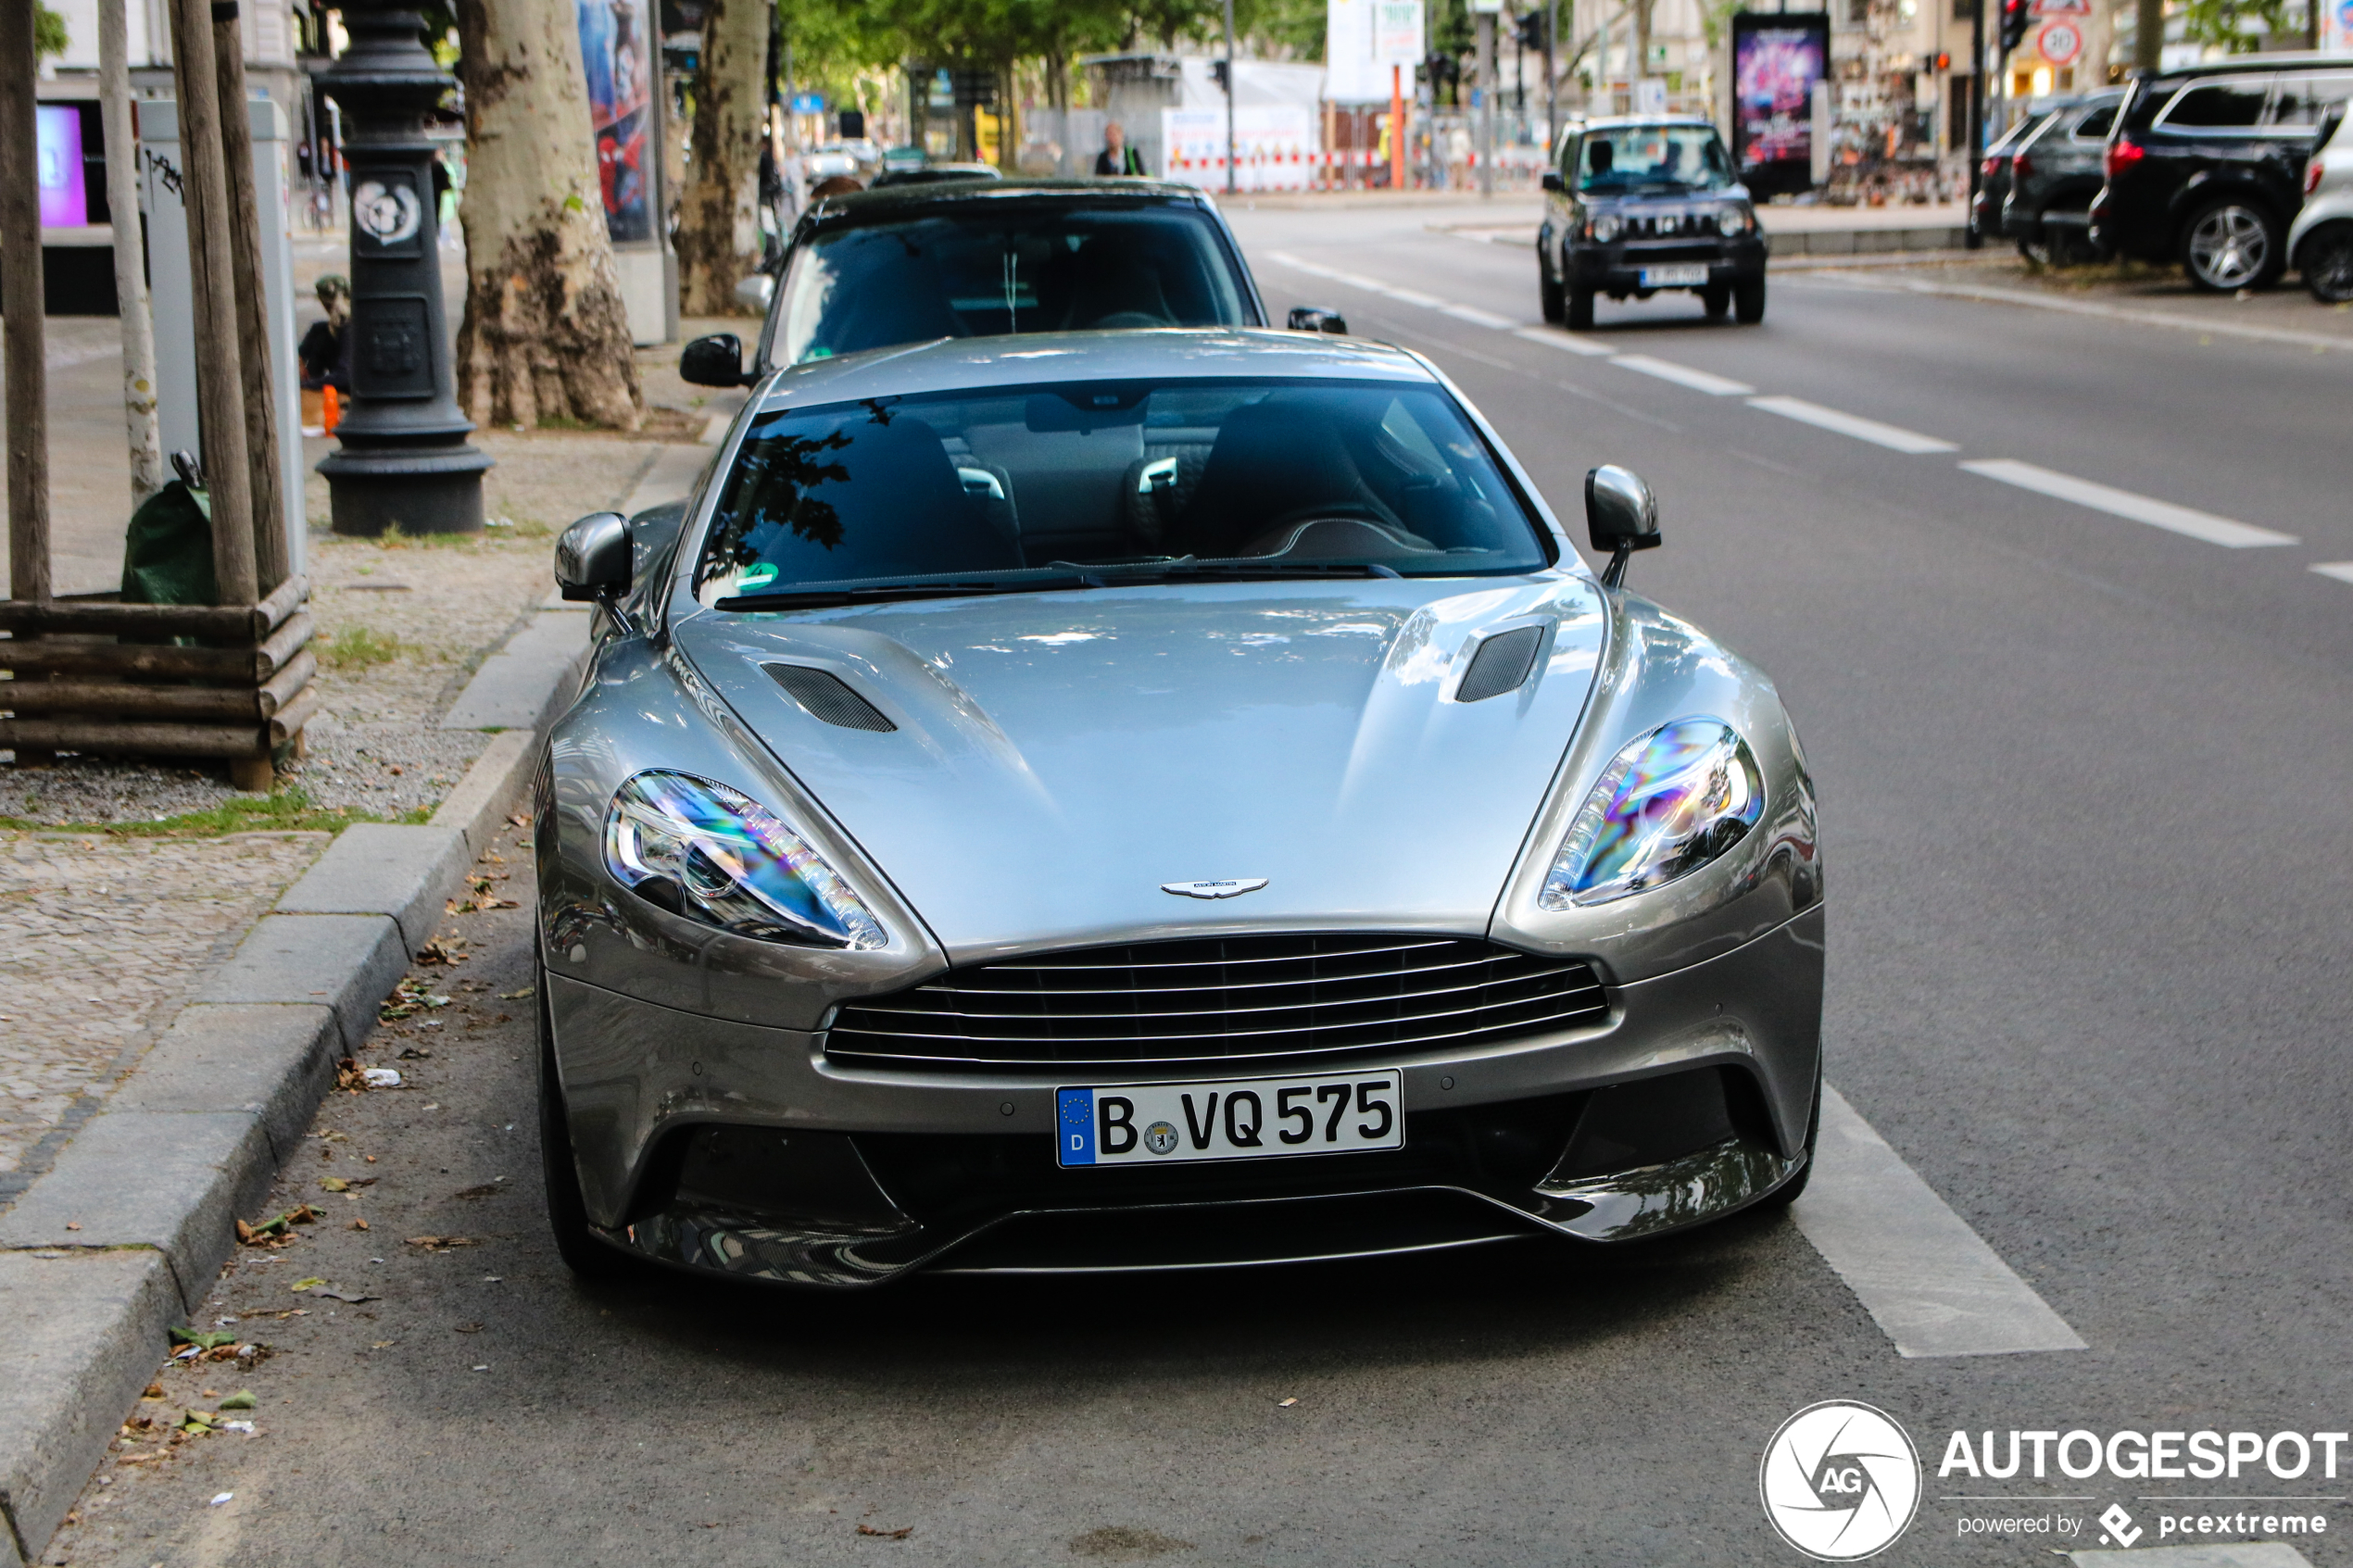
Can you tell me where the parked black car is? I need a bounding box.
[1538,116,1768,331]
[1970,111,2048,244]
[2003,89,2126,263]
[679,181,1281,386]
[2089,54,2353,290]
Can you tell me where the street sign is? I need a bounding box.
[791,92,824,114]
[1373,0,1425,67]
[2037,19,2082,65]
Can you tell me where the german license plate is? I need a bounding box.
[1640,264,1710,287]
[1057,1069,1402,1168]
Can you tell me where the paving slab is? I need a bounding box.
[107,1004,340,1164]
[439,609,594,733]
[0,1111,271,1311]
[192,913,409,1053]
[0,1248,183,1562]
[272,822,472,950]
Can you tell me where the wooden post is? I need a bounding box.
[164,0,261,611]
[2,0,49,610]
[212,0,289,593]
[2,0,56,767]
[101,0,166,505]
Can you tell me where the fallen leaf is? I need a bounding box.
[144,1383,165,1399]
[453,1183,502,1200]
[856,1524,914,1539]
[497,988,532,1000]
[64,1221,82,1232]
[320,1176,349,1193]
[453,1322,484,1334]
[169,1327,237,1350]
[1277,1397,1299,1409]
[349,1218,370,1232]
[218,1390,257,1411]
[306,1286,377,1303]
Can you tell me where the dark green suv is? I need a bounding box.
[1538,116,1768,331]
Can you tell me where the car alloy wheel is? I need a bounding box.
[2307,224,2353,305]
[2184,201,2277,292]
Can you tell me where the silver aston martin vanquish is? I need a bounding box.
[535,328,1822,1287]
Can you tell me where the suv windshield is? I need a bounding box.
[1578,126,1732,193]
[772,205,1252,365]
[695,378,1553,605]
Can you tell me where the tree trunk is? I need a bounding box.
[99,0,163,506]
[453,0,643,432]
[675,0,768,318]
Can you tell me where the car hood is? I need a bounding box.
[672,577,1605,960]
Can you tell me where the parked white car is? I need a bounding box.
[2290,105,2353,303]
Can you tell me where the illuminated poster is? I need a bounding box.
[1730,12,1830,199]
[37,105,88,228]
[577,0,653,245]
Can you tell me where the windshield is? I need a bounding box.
[1578,126,1732,193]
[694,378,1554,606]
[771,206,1252,366]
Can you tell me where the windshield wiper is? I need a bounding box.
[1047,558,1404,584]
[719,559,1404,611]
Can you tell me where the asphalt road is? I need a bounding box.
[49,204,2353,1568]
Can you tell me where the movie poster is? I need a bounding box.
[1730,12,1829,199]
[577,0,653,245]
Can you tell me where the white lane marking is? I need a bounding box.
[1268,250,1337,278]
[2068,1546,2315,1567]
[1513,325,1618,358]
[1377,284,1446,307]
[1608,354,1755,395]
[1746,395,1957,454]
[1439,302,1518,329]
[1960,459,2298,548]
[2309,562,2353,583]
[1793,1085,2087,1358]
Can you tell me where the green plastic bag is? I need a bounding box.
[120,480,217,607]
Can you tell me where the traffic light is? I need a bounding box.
[1932,50,1952,70]
[1516,10,1549,50]
[1998,0,2030,55]
[1211,58,1231,94]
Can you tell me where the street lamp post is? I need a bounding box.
[316,0,489,536]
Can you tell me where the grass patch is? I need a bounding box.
[318,625,407,670]
[0,784,432,838]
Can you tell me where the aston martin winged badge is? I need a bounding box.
[1160,878,1269,899]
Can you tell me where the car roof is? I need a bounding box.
[1567,114,1718,132]
[2143,51,2353,82]
[812,176,1213,220]
[749,329,1434,414]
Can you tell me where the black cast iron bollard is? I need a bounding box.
[317,0,489,536]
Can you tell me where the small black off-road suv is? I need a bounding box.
[1538,116,1768,330]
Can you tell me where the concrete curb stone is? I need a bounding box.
[273,822,473,951]
[0,601,579,1565]
[193,913,409,1055]
[0,1250,183,1563]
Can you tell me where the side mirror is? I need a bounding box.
[1541,169,1565,194]
[679,332,752,388]
[733,273,775,312]
[1583,465,1660,589]
[555,511,631,602]
[1287,306,1349,334]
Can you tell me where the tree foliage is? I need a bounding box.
[2179,0,2299,52]
[34,1,68,56]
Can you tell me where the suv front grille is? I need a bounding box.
[824,933,1609,1072]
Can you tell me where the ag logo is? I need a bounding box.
[1759,1400,1921,1561]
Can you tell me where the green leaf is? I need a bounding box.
[218,1390,258,1411]
[169,1327,239,1349]
[564,193,586,214]
[289,1276,327,1292]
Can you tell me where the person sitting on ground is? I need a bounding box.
[298,274,352,392]
[1095,121,1146,177]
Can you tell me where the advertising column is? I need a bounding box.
[1730,11,1831,200]
[577,0,673,345]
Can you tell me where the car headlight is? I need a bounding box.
[1590,211,1622,243]
[602,771,886,949]
[1540,719,1765,909]
[1717,206,1752,236]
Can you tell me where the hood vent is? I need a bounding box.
[1454,625,1546,704]
[764,663,896,733]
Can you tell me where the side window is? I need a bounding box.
[2073,104,2117,139]
[2266,74,2353,127]
[2158,80,2270,130]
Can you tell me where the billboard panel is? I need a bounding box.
[578,0,655,245]
[1730,12,1830,200]
[37,105,88,228]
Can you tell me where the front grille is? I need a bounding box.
[824,933,1609,1072]
[1621,242,1723,264]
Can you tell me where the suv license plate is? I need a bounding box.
[1057,1070,1403,1167]
[1640,264,1710,287]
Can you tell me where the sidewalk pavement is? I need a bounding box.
[0,441,709,1564]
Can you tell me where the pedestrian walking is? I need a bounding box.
[1095,121,1146,177]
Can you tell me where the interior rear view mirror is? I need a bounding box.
[734,273,775,312]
